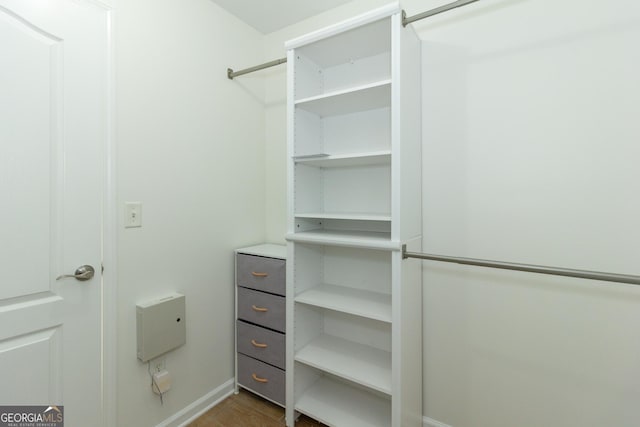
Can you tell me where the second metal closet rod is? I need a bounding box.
[226,0,479,79]
[402,246,640,286]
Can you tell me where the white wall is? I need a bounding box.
[263,1,640,426]
[418,1,640,426]
[115,0,266,425]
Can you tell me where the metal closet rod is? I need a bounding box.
[227,58,287,80]
[227,0,480,79]
[401,0,480,26]
[402,245,640,286]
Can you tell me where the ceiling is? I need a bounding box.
[210,0,354,34]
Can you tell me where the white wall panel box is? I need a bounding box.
[136,293,186,362]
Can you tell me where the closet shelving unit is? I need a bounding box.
[286,3,422,426]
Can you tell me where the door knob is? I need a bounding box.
[56,265,95,281]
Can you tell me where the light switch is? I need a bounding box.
[125,202,142,228]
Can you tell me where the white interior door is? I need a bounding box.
[0,0,108,424]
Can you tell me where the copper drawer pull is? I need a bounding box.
[251,305,268,312]
[252,373,268,383]
[251,271,268,277]
[251,339,268,348]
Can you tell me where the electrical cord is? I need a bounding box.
[147,361,164,406]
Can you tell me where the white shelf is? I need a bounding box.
[296,334,391,395]
[295,212,391,222]
[294,150,391,168]
[295,376,391,427]
[295,80,391,117]
[286,229,399,250]
[295,284,391,323]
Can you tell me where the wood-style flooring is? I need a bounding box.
[189,389,327,427]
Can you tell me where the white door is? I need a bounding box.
[0,0,108,425]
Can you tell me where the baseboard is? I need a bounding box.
[156,378,235,427]
[157,383,448,427]
[424,416,453,427]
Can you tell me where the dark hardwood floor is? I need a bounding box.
[189,389,326,427]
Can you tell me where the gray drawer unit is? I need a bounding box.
[237,320,285,370]
[237,353,285,406]
[236,253,285,296]
[237,286,285,333]
[235,244,287,408]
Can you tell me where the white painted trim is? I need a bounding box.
[96,1,116,426]
[156,379,235,427]
[284,48,296,427]
[85,0,118,427]
[285,2,400,49]
[423,416,453,427]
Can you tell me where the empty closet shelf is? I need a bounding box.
[294,151,391,168]
[295,80,391,117]
[295,284,391,323]
[286,230,398,250]
[295,376,391,427]
[295,213,391,221]
[295,334,391,395]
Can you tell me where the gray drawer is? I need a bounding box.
[237,287,285,333]
[237,254,285,296]
[237,321,285,369]
[237,353,285,406]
